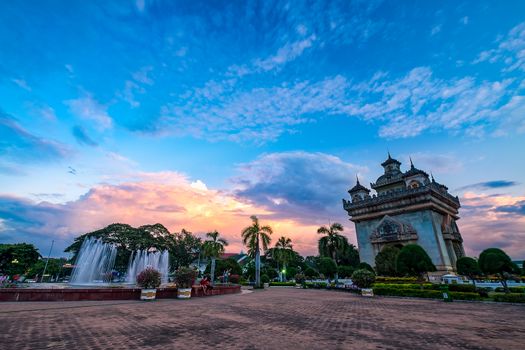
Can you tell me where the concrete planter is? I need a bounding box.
[177,288,192,299]
[263,283,269,288]
[140,288,157,300]
[361,288,374,297]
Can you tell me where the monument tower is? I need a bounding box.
[343,154,465,272]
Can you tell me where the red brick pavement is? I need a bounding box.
[0,288,523,349]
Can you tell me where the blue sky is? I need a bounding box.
[1,0,524,258]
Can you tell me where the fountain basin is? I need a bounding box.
[0,284,241,302]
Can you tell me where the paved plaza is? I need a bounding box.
[1,288,524,349]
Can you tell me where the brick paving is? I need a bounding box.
[0,288,524,349]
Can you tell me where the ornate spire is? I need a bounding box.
[409,156,414,169]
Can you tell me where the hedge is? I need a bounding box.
[372,286,481,300]
[304,282,327,289]
[494,286,525,293]
[373,286,442,299]
[375,277,418,284]
[269,282,296,286]
[372,283,476,293]
[492,293,525,303]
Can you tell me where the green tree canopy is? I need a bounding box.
[317,223,348,262]
[456,257,481,282]
[318,257,337,279]
[478,248,519,292]
[0,243,41,276]
[396,244,436,280]
[351,268,376,289]
[241,215,272,287]
[375,246,400,276]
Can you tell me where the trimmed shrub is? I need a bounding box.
[447,284,476,293]
[375,276,418,284]
[305,282,327,289]
[495,286,525,293]
[269,282,296,286]
[449,292,481,301]
[304,267,318,279]
[492,293,525,303]
[373,286,442,299]
[136,268,161,289]
[351,269,376,289]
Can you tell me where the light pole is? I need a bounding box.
[41,240,54,283]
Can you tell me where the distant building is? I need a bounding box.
[343,154,465,273]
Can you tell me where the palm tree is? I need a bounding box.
[274,236,293,282]
[202,230,228,286]
[241,215,273,287]
[317,222,348,282]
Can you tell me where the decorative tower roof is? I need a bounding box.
[381,152,401,167]
[404,157,428,178]
[349,175,370,194]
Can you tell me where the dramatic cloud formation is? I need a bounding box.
[0,171,330,256]
[459,192,525,258]
[232,151,365,224]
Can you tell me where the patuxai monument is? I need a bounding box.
[343,154,466,273]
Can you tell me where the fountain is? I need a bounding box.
[70,237,118,285]
[126,249,170,285]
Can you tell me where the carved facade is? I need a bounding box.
[343,154,465,272]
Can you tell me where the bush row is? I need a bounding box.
[372,283,477,293]
[372,286,481,300]
[492,293,525,303]
[374,277,418,284]
[269,282,296,286]
[494,287,525,293]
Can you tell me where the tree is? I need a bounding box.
[241,215,272,287]
[318,223,348,281]
[318,257,337,280]
[337,265,355,278]
[206,258,242,278]
[27,258,68,281]
[0,243,41,276]
[166,229,202,270]
[351,269,376,289]
[269,236,294,281]
[338,243,360,267]
[396,244,436,281]
[375,246,400,276]
[478,248,519,293]
[357,262,375,273]
[456,257,482,286]
[202,230,228,285]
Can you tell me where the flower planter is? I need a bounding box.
[296,284,302,289]
[177,288,192,299]
[361,288,374,297]
[140,288,157,301]
[263,283,269,288]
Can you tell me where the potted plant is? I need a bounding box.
[294,273,305,288]
[136,267,161,301]
[261,274,270,288]
[175,267,198,299]
[351,269,376,297]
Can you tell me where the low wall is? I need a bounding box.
[0,284,241,302]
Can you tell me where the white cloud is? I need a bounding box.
[431,25,442,36]
[12,79,31,91]
[253,34,316,72]
[65,94,113,129]
[474,22,525,72]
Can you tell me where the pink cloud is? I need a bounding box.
[459,192,525,258]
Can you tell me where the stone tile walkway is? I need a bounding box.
[1,288,523,349]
